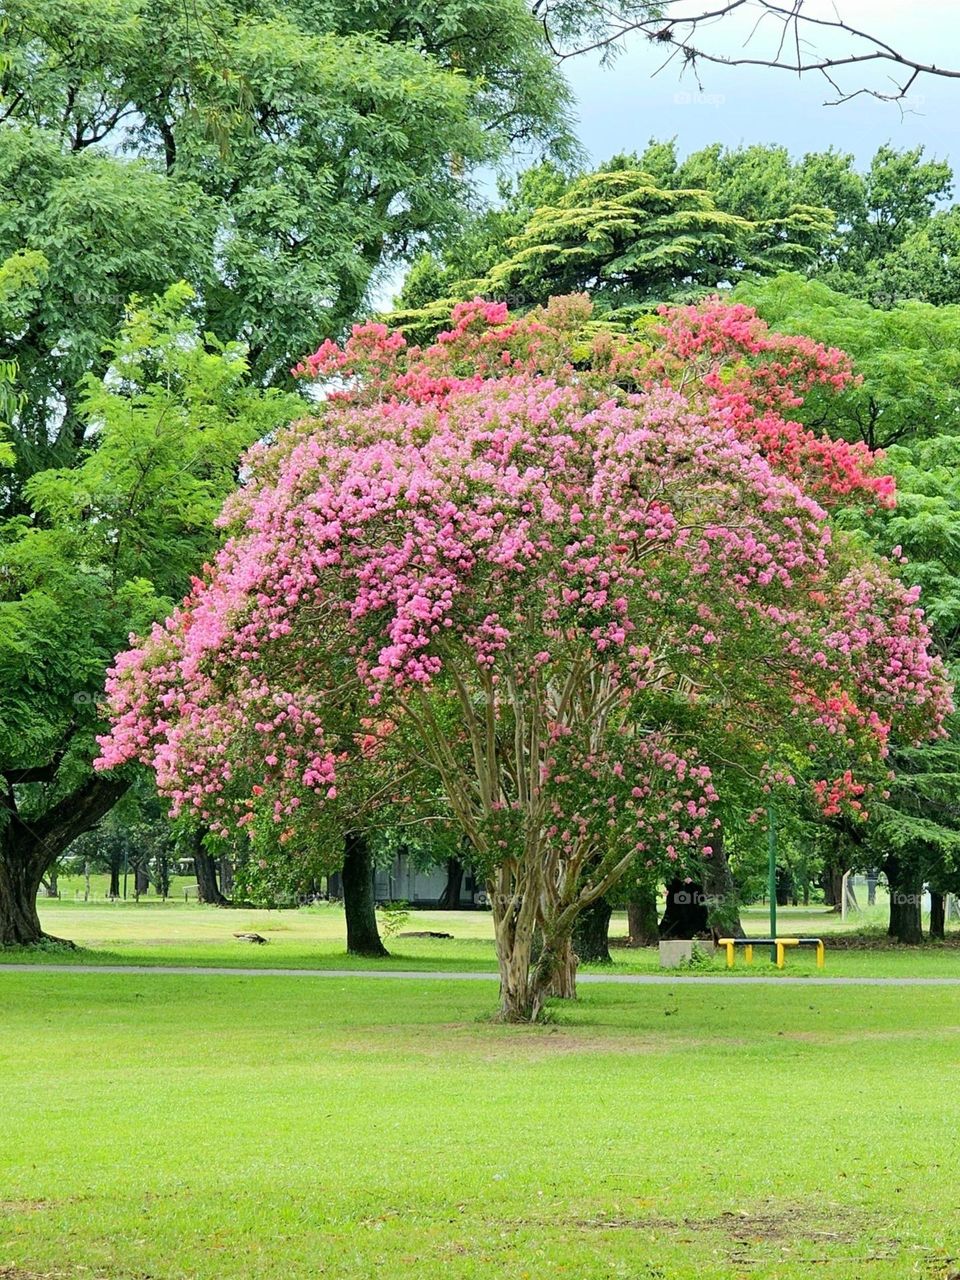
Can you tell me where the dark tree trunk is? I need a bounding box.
[154,853,170,899]
[437,856,464,909]
[822,862,844,912]
[0,851,47,946]
[42,869,59,898]
[135,864,150,898]
[930,891,946,941]
[0,775,127,946]
[108,853,121,899]
[342,832,387,957]
[627,884,659,946]
[537,929,578,999]
[195,844,228,905]
[659,878,709,939]
[885,854,923,943]
[572,896,613,964]
[775,866,793,907]
[702,828,743,938]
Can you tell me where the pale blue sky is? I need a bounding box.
[563,0,959,169]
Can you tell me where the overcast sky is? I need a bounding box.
[562,0,959,169]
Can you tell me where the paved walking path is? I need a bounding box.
[4,963,960,986]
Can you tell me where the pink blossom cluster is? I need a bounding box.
[96,296,951,860]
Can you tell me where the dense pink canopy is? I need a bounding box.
[96,297,951,877]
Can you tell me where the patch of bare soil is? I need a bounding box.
[324,1024,750,1062]
[576,1200,866,1248]
[0,1267,62,1280]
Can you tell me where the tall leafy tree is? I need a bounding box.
[0,286,298,943]
[0,0,573,442]
[736,273,960,939]
[394,142,954,338]
[734,274,960,451]
[392,163,832,337]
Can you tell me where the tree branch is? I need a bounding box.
[541,0,959,105]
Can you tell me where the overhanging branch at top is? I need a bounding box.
[533,0,960,104]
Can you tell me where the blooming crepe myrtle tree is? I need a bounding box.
[97,297,950,1021]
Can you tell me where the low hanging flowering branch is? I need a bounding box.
[96,295,950,1021]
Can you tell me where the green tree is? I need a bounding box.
[733,274,960,451]
[639,141,952,289]
[0,285,299,944]
[867,210,960,308]
[394,142,954,337]
[0,0,572,945]
[735,273,960,940]
[392,163,832,335]
[0,0,572,451]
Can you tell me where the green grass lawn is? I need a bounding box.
[2,971,959,1279]
[4,898,960,979]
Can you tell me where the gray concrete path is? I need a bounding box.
[3,963,960,986]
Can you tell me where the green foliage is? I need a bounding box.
[391,162,833,335]
[393,140,955,338]
[734,271,960,897]
[0,0,573,423]
[652,141,951,287]
[0,286,298,855]
[870,208,960,307]
[26,284,297,601]
[0,249,46,464]
[376,900,412,938]
[0,127,217,489]
[733,273,960,452]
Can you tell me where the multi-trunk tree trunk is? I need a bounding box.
[341,832,387,957]
[489,858,603,1021]
[0,776,128,946]
[409,670,666,1021]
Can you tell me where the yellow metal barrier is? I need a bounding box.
[717,937,825,970]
